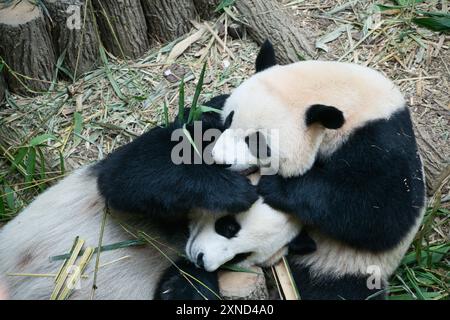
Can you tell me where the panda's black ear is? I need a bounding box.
[255,40,277,73]
[306,104,345,129]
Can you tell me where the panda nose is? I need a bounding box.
[196,253,205,269]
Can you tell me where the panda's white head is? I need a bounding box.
[212,41,405,177]
[186,174,301,272]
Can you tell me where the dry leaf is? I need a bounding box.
[167,27,206,62]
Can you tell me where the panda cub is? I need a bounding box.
[210,41,426,300]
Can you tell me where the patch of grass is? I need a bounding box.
[389,205,449,300]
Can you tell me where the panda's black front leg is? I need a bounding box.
[155,259,220,300]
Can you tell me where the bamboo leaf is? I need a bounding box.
[58,150,65,175]
[188,62,207,124]
[37,147,47,191]
[163,101,169,127]
[10,147,28,173]
[99,45,126,100]
[30,133,56,147]
[4,185,15,211]
[73,112,83,147]
[178,78,185,123]
[25,148,36,184]
[182,124,201,157]
[412,15,450,32]
[215,0,235,13]
[198,105,222,114]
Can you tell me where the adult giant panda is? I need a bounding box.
[0,94,304,300]
[210,41,426,300]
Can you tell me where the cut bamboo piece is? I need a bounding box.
[272,257,300,300]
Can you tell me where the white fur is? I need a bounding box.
[291,208,425,280]
[212,61,405,177]
[0,167,182,300]
[187,174,301,272]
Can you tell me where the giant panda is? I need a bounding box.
[208,41,426,300]
[0,94,305,299]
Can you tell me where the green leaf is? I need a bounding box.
[220,264,263,274]
[29,133,56,147]
[377,4,404,11]
[182,124,201,157]
[58,150,65,175]
[412,15,450,32]
[215,0,235,13]
[198,105,222,115]
[394,0,425,6]
[99,45,126,100]
[402,244,450,266]
[73,112,83,147]
[10,147,28,172]
[188,62,207,124]
[25,148,36,184]
[4,185,15,211]
[178,78,185,123]
[0,184,5,218]
[37,147,47,191]
[163,101,169,127]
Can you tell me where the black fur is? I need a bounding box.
[214,215,241,239]
[224,111,234,129]
[259,107,425,252]
[288,230,317,255]
[255,40,277,73]
[155,259,220,300]
[306,104,345,129]
[287,259,386,300]
[94,94,258,221]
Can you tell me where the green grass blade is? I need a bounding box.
[36,147,47,191]
[163,101,169,127]
[58,150,65,175]
[188,62,207,124]
[4,185,15,211]
[10,147,29,173]
[99,45,126,101]
[30,134,56,147]
[73,112,83,147]
[25,148,36,185]
[178,78,185,123]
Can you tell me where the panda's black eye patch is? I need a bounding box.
[215,215,241,239]
[245,132,271,159]
[223,111,234,129]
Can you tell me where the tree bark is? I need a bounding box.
[92,0,149,59]
[140,0,197,43]
[44,0,100,79]
[0,1,56,95]
[234,0,315,63]
[193,0,221,20]
[219,267,268,300]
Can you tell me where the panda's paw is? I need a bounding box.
[155,260,221,300]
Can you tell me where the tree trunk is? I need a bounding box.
[92,0,149,59]
[234,0,315,63]
[0,1,56,95]
[140,0,197,43]
[44,0,100,79]
[219,267,268,300]
[193,0,221,20]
